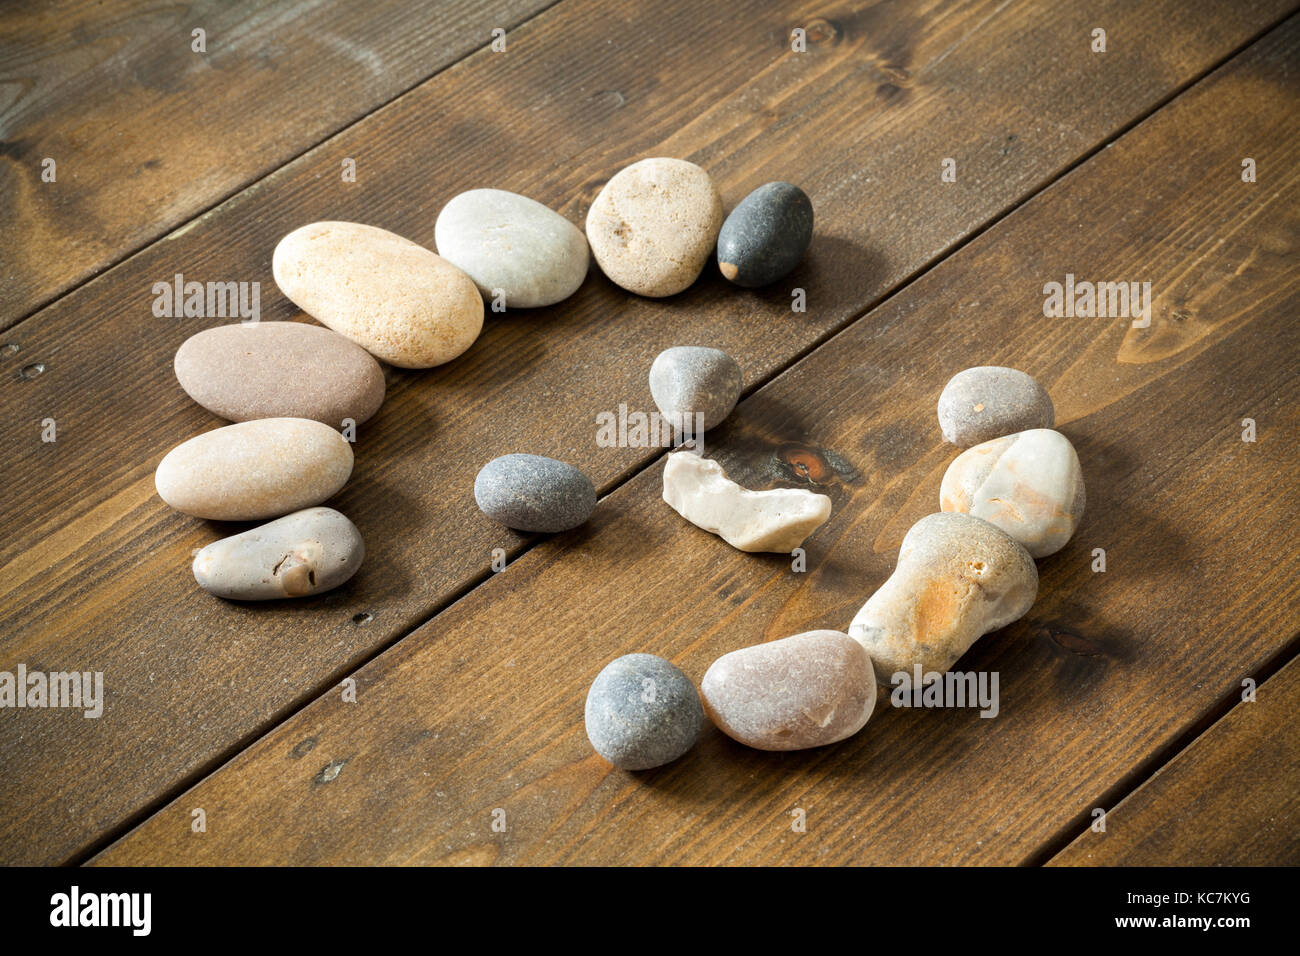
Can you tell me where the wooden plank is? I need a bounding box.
[0,0,1290,866]
[1048,654,1300,866]
[90,16,1300,865]
[0,0,552,326]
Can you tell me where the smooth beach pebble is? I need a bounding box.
[848,512,1038,679]
[174,321,386,426]
[434,188,589,308]
[937,366,1054,447]
[701,630,876,751]
[585,157,724,297]
[716,182,814,287]
[474,454,597,533]
[584,654,704,770]
[272,221,483,368]
[940,428,1085,558]
[155,418,353,521]
[648,345,743,432]
[192,507,364,600]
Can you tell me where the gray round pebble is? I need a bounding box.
[584,654,704,770]
[649,345,743,433]
[937,366,1054,447]
[716,182,814,287]
[474,453,597,533]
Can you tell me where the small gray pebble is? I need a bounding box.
[716,182,814,287]
[474,453,596,533]
[649,346,743,433]
[584,654,704,770]
[937,366,1054,447]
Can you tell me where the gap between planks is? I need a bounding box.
[66,9,1300,867]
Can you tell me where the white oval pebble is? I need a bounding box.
[435,189,589,308]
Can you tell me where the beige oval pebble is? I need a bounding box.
[702,630,877,751]
[155,418,353,521]
[585,158,723,297]
[272,221,484,368]
[940,428,1085,558]
[193,507,364,600]
[174,322,386,425]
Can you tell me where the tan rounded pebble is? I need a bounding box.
[702,630,877,751]
[940,428,1085,558]
[174,321,386,426]
[272,221,484,368]
[193,507,364,600]
[155,418,353,521]
[848,512,1038,680]
[585,157,724,297]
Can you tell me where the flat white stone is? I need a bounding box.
[940,428,1085,558]
[662,451,831,553]
[435,189,589,308]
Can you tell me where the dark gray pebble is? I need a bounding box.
[584,654,704,770]
[716,182,814,287]
[474,453,597,532]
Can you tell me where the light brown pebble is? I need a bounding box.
[585,158,723,297]
[155,418,353,521]
[849,512,1038,679]
[174,321,386,426]
[701,630,877,751]
[272,221,483,368]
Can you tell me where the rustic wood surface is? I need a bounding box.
[1,0,1295,866]
[83,12,1300,865]
[1049,655,1300,867]
[0,0,551,327]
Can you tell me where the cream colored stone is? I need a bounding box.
[940,428,1085,558]
[662,451,831,552]
[155,418,353,521]
[272,221,483,368]
[848,512,1037,679]
[585,158,724,297]
[701,630,877,751]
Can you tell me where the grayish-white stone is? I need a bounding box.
[649,346,742,433]
[937,366,1054,447]
[434,189,589,308]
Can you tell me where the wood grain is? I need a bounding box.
[0,0,552,327]
[1048,655,1300,866]
[90,15,1300,865]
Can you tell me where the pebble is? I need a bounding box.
[716,182,814,287]
[584,653,704,770]
[662,451,831,553]
[648,346,743,432]
[434,188,589,308]
[192,507,364,600]
[585,157,724,297]
[940,428,1085,558]
[155,418,353,521]
[272,221,483,368]
[701,630,876,751]
[474,453,597,533]
[848,512,1037,679]
[937,366,1054,447]
[173,321,386,426]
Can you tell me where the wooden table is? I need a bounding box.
[1,0,1297,867]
